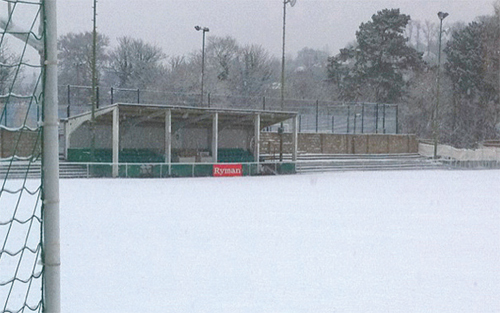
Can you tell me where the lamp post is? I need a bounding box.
[433,11,448,159]
[279,0,296,161]
[195,25,209,106]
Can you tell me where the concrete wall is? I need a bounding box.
[173,128,209,150]
[219,128,253,149]
[260,132,418,155]
[0,128,41,158]
[70,123,112,149]
[419,142,500,161]
[68,121,252,153]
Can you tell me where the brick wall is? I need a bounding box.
[0,129,41,158]
[260,132,418,155]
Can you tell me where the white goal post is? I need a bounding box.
[42,0,60,312]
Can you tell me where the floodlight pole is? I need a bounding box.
[433,11,448,159]
[280,0,287,112]
[279,0,296,161]
[195,25,209,106]
[90,0,98,161]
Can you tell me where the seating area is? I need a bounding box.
[217,148,254,163]
[119,149,164,163]
[67,148,164,163]
[66,148,255,164]
[67,149,112,162]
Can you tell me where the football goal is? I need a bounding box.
[0,1,59,313]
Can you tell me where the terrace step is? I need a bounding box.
[0,162,89,179]
[292,153,444,173]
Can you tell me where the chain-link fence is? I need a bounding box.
[58,85,399,134]
[0,97,39,129]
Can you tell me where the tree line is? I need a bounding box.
[1,6,499,148]
[327,8,500,148]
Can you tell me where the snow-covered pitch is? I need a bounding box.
[61,170,499,313]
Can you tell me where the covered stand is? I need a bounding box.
[62,103,298,177]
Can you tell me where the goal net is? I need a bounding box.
[1,1,59,313]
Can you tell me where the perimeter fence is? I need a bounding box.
[54,85,399,134]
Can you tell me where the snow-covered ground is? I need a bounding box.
[60,170,500,313]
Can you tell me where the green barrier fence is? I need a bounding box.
[61,161,296,178]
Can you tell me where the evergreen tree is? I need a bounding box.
[328,9,424,103]
[444,18,499,146]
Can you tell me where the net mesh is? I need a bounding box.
[1,1,44,313]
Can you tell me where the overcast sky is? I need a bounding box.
[56,0,497,58]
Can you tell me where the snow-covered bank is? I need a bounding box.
[60,170,500,313]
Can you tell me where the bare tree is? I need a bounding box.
[58,32,109,86]
[0,43,17,94]
[233,44,275,97]
[164,54,199,94]
[288,47,329,100]
[207,36,239,82]
[107,37,166,89]
[422,20,437,62]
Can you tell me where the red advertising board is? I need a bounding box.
[213,164,243,177]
